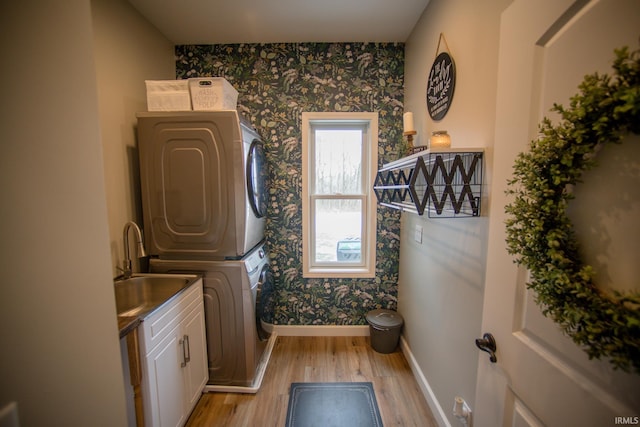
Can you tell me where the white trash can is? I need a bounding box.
[366,309,404,354]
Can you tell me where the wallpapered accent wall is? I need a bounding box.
[175,43,404,325]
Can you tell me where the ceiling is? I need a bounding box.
[127,0,430,44]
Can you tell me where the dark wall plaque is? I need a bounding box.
[426,52,456,121]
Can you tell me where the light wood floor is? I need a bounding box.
[185,335,437,426]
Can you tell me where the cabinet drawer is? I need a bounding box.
[140,279,203,355]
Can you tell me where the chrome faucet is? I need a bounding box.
[122,221,147,278]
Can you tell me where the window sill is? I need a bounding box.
[303,268,375,279]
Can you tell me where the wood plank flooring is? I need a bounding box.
[185,336,437,426]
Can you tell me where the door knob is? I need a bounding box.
[475,332,497,363]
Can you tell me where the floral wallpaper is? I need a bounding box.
[175,43,404,325]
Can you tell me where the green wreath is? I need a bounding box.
[505,47,640,374]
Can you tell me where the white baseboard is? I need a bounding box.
[269,324,370,336]
[399,336,451,427]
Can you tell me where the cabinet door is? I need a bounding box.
[182,305,208,412]
[145,331,186,427]
[139,280,206,427]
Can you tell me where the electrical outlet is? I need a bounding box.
[453,396,472,426]
[414,225,423,243]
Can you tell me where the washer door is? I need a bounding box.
[255,263,273,341]
[246,139,268,218]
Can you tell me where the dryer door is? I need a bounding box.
[255,263,273,341]
[246,138,268,219]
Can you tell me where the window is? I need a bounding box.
[302,112,378,278]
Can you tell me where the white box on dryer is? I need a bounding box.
[189,77,238,111]
[145,80,191,111]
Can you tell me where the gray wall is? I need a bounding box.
[0,1,175,425]
[400,0,512,424]
[92,0,175,423]
[91,0,174,278]
[0,1,127,425]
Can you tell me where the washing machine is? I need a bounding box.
[149,241,275,391]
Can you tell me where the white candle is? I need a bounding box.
[403,112,415,133]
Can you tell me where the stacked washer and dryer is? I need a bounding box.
[136,111,275,392]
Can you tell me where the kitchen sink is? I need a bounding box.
[114,273,200,319]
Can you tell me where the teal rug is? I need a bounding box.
[285,382,383,427]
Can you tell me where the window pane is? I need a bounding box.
[314,129,362,195]
[314,199,362,263]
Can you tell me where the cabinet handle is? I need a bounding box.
[184,334,191,365]
[179,336,188,368]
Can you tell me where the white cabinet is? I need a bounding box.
[139,279,208,427]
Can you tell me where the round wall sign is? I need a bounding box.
[426,52,456,121]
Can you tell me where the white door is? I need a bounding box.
[475,1,640,426]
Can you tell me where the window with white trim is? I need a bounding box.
[302,112,378,278]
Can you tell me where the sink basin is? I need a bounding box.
[114,274,199,319]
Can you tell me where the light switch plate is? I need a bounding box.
[414,225,423,244]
